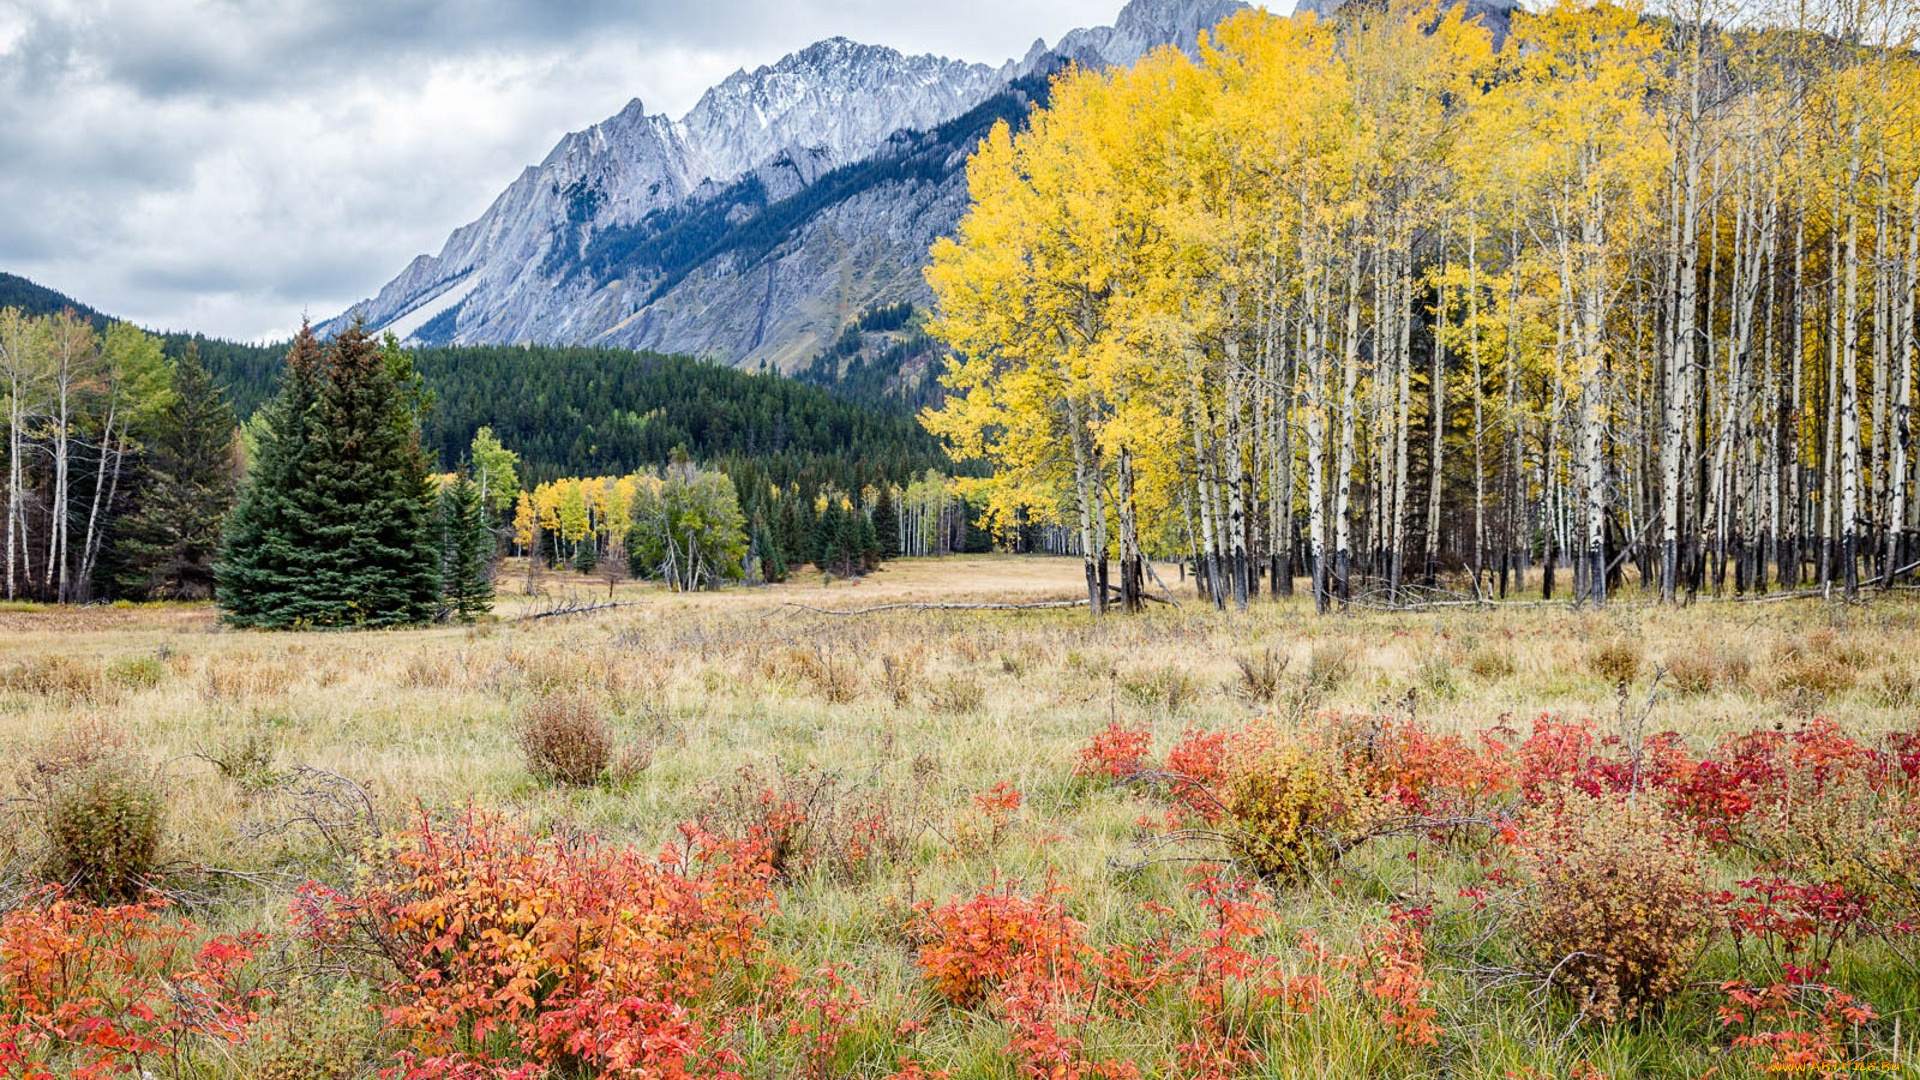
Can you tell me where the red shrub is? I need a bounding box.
[914,882,1085,1009]
[1076,722,1153,781]
[1671,720,1902,844]
[345,808,776,1079]
[787,963,865,1080]
[1668,742,1777,843]
[1164,729,1229,824]
[1515,718,1605,802]
[1510,716,1694,806]
[1891,729,1920,784]
[1357,911,1440,1047]
[0,888,265,1079]
[1721,877,1869,972]
[1785,718,1881,789]
[1718,981,1877,1066]
[1363,718,1516,817]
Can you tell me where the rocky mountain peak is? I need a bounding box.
[676,38,1005,183]
[1051,0,1251,68]
[327,0,1255,361]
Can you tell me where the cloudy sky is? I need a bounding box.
[0,0,1125,342]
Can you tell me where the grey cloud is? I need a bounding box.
[0,0,1122,340]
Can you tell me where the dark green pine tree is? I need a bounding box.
[112,342,239,599]
[856,508,879,571]
[871,486,900,560]
[573,530,598,575]
[815,500,844,573]
[437,469,494,622]
[775,492,803,568]
[758,517,787,582]
[217,323,325,626]
[746,507,783,583]
[219,321,440,628]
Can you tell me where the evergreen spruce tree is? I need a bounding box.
[113,342,239,599]
[438,469,494,622]
[746,508,784,583]
[574,530,598,575]
[871,485,900,560]
[857,508,879,571]
[217,323,324,625]
[815,500,844,573]
[219,321,440,627]
[775,494,801,568]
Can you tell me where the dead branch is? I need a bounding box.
[515,598,638,621]
[770,599,1093,616]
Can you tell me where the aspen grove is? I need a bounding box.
[924,0,1920,613]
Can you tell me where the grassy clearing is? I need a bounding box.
[1,556,1916,1077]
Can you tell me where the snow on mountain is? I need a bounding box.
[324,0,1251,366]
[677,38,1009,183]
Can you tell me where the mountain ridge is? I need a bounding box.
[322,0,1259,369]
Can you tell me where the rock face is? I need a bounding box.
[1049,0,1253,68]
[324,0,1255,367]
[678,38,1010,183]
[1291,0,1519,35]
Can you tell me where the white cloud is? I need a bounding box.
[0,0,1123,341]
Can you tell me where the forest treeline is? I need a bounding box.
[0,309,238,603]
[195,342,954,487]
[0,300,983,610]
[926,0,1920,613]
[513,465,989,593]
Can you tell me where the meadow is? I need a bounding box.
[2,556,1917,1079]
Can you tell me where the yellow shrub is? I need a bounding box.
[1521,793,1709,1022]
[1219,718,1389,880]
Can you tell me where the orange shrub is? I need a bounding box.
[1361,716,1515,817]
[1357,910,1440,1047]
[0,889,264,1079]
[335,808,776,1079]
[952,782,1024,856]
[914,881,1086,1009]
[1167,868,1327,1076]
[1718,980,1877,1067]
[916,872,1330,1080]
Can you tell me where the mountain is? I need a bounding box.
[0,271,107,324]
[0,270,292,418]
[0,269,946,486]
[323,0,1255,374]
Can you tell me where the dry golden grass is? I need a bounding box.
[2,556,1918,1076]
[4,556,1918,855]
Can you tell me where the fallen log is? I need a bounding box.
[514,599,638,621]
[771,599,1092,616]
